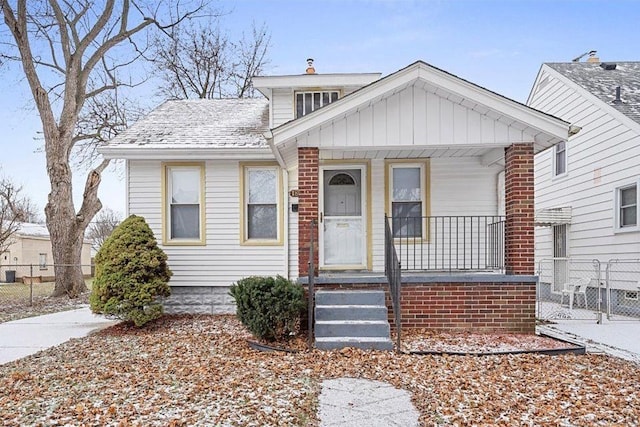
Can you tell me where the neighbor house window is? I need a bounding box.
[241,164,281,244]
[617,183,638,229]
[164,163,204,243]
[387,162,428,239]
[39,253,47,270]
[554,141,566,176]
[295,91,339,118]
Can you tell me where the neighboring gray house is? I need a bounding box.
[528,58,640,312]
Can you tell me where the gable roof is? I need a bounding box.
[269,60,570,154]
[99,98,270,159]
[543,62,640,126]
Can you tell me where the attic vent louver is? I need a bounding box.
[600,62,617,70]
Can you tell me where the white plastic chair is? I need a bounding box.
[560,278,590,310]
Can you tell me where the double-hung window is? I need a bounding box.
[295,91,339,118]
[164,163,204,243]
[242,164,281,244]
[616,183,638,230]
[388,162,428,239]
[553,141,566,176]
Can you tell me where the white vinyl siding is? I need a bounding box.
[128,160,287,287]
[288,167,299,279]
[531,67,640,262]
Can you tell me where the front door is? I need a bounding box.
[320,167,366,268]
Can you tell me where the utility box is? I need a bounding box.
[5,270,16,283]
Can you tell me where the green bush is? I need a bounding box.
[229,275,306,341]
[90,214,172,326]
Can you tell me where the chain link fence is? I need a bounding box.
[605,259,640,321]
[537,258,640,322]
[0,263,93,308]
[537,258,602,321]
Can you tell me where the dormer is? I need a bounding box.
[253,59,381,128]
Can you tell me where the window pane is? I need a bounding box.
[622,206,637,227]
[621,186,637,206]
[330,92,339,102]
[296,93,304,118]
[248,204,277,239]
[392,202,422,238]
[171,169,200,204]
[171,205,200,238]
[313,92,321,110]
[555,142,566,175]
[304,93,312,116]
[393,167,421,201]
[322,92,330,106]
[391,202,422,238]
[248,169,276,203]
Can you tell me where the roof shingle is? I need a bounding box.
[105,98,270,149]
[547,61,640,125]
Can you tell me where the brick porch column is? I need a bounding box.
[504,143,535,275]
[298,147,319,277]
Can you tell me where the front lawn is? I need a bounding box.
[1,315,638,426]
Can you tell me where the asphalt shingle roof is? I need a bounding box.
[105,98,270,149]
[547,61,640,125]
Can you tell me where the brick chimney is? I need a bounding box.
[306,58,316,74]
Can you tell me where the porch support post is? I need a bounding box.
[504,143,535,275]
[298,147,319,276]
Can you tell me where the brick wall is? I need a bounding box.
[310,281,536,334]
[298,148,319,276]
[504,143,535,275]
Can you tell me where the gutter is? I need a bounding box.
[264,130,287,169]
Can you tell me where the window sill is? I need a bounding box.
[162,239,206,246]
[240,239,283,247]
[613,225,639,234]
[551,172,568,182]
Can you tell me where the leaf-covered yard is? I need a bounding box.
[1,315,639,426]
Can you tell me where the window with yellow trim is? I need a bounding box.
[389,164,425,238]
[166,165,202,240]
[244,166,279,241]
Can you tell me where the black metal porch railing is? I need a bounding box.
[307,219,316,351]
[384,214,402,352]
[388,215,506,272]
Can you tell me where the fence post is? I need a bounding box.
[29,264,34,306]
[594,260,602,324]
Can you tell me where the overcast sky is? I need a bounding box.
[1,0,638,219]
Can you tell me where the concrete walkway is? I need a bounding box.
[0,307,118,365]
[538,319,640,364]
[318,378,419,427]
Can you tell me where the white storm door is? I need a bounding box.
[320,167,366,268]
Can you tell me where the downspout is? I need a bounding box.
[265,131,290,278]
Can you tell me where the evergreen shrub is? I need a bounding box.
[90,214,172,326]
[229,275,305,341]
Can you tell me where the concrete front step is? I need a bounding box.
[315,304,389,321]
[315,320,390,338]
[315,336,394,351]
[315,290,385,307]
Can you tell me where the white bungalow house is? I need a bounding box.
[99,60,571,339]
[528,58,640,316]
